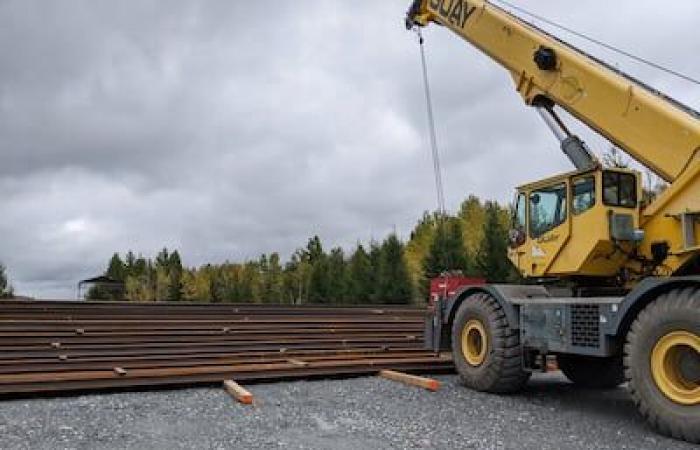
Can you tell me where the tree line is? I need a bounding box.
[87,234,413,304]
[86,195,516,304]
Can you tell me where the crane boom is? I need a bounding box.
[406,0,700,184]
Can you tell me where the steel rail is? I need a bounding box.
[0,301,451,396]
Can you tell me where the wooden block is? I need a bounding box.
[114,367,127,376]
[50,342,61,349]
[223,380,253,405]
[75,328,85,335]
[378,370,441,392]
[58,354,68,361]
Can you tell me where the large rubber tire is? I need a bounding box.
[558,354,625,388]
[624,287,700,444]
[451,292,530,393]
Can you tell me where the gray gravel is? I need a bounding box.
[0,373,696,450]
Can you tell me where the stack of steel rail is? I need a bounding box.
[0,300,452,395]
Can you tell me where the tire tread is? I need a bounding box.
[624,287,700,444]
[452,292,529,394]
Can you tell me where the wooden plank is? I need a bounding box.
[287,358,308,367]
[223,379,253,405]
[378,369,440,391]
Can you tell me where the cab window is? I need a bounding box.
[603,171,637,208]
[530,183,567,238]
[572,176,595,215]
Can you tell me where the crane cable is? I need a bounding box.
[490,0,700,86]
[414,28,454,280]
[415,27,446,216]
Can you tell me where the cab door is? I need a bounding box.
[510,181,571,277]
[528,181,571,276]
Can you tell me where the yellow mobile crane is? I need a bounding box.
[406,0,699,442]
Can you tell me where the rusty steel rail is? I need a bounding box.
[0,300,452,395]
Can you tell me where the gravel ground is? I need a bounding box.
[0,373,696,450]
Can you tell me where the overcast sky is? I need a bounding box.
[1,0,699,298]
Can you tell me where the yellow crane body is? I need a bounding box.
[410,0,700,282]
[406,0,700,442]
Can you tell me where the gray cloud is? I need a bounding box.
[1,0,698,297]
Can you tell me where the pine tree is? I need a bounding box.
[368,240,382,303]
[0,264,13,299]
[346,244,373,304]
[376,234,413,304]
[476,201,517,282]
[265,253,285,303]
[90,253,125,300]
[106,253,126,282]
[155,248,170,270]
[327,247,347,303]
[306,236,324,264]
[308,256,330,304]
[306,236,331,304]
[259,253,270,301]
[133,256,147,277]
[124,251,136,275]
[167,251,184,301]
[423,215,469,279]
[146,260,156,300]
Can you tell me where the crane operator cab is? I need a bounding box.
[508,167,643,282]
